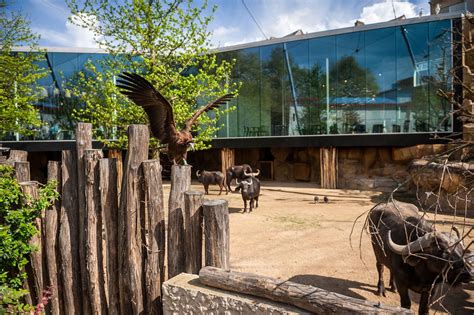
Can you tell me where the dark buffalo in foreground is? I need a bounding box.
[236,169,260,213]
[196,170,227,195]
[226,164,252,192]
[368,200,472,314]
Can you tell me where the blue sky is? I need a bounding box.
[8,0,430,48]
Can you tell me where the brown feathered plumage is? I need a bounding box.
[116,72,234,164]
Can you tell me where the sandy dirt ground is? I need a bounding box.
[163,180,473,314]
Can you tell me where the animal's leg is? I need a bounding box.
[396,282,411,311]
[376,262,386,297]
[418,292,430,315]
[255,196,259,208]
[204,184,209,195]
[243,199,247,213]
[389,270,397,292]
[218,183,223,195]
[249,199,254,212]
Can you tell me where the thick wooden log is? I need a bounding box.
[75,122,92,314]
[20,181,43,305]
[320,147,338,189]
[142,159,165,314]
[84,149,106,314]
[59,151,82,314]
[184,191,204,274]
[14,161,30,182]
[107,149,123,201]
[199,267,412,314]
[168,165,191,279]
[6,149,27,166]
[119,125,149,314]
[202,200,229,269]
[44,161,61,315]
[99,158,120,314]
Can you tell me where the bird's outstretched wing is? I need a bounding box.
[183,93,235,132]
[116,72,176,144]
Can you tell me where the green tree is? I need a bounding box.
[0,1,47,139]
[66,0,237,149]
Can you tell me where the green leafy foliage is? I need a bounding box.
[0,1,47,138]
[65,0,238,150]
[0,165,59,312]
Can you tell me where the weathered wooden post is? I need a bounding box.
[6,149,27,166]
[184,191,204,274]
[44,161,61,315]
[107,149,123,201]
[99,158,120,314]
[168,165,191,279]
[203,199,229,269]
[58,151,82,314]
[14,161,30,182]
[75,122,92,314]
[84,149,106,314]
[20,181,43,304]
[119,125,149,314]
[142,159,165,314]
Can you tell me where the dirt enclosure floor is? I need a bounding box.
[163,181,474,314]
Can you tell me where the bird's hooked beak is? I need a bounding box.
[188,142,195,151]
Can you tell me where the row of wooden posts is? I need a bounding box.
[9,123,230,315]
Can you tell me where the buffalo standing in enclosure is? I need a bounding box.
[235,169,260,213]
[226,164,253,192]
[196,170,227,195]
[367,200,473,315]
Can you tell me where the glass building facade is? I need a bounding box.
[7,15,457,141]
[216,17,455,138]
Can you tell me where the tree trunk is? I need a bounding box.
[6,149,27,166]
[44,161,61,315]
[184,191,204,274]
[84,149,106,314]
[20,182,43,305]
[75,122,92,314]
[142,159,165,314]
[199,267,411,314]
[168,165,191,279]
[203,200,229,270]
[99,158,120,314]
[58,150,82,314]
[14,161,30,182]
[119,125,149,314]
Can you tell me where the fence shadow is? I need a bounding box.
[287,274,376,301]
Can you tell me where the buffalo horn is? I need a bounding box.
[235,178,241,185]
[387,230,435,256]
[244,169,260,177]
[196,170,201,177]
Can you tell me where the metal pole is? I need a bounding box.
[15,81,19,141]
[112,75,117,140]
[326,58,330,134]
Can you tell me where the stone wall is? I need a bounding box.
[162,273,308,314]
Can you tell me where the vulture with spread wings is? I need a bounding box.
[116,72,234,165]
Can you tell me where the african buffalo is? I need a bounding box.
[226,164,253,192]
[368,200,472,314]
[196,170,226,195]
[235,169,260,213]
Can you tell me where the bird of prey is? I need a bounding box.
[116,72,234,165]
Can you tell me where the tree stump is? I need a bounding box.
[203,199,229,269]
[184,191,204,274]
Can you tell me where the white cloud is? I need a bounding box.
[354,0,419,24]
[34,13,99,48]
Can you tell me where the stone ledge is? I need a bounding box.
[162,273,309,314]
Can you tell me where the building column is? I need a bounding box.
[320,147,338,189]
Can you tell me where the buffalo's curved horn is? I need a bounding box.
[452,226,461,239]
[196,170,201,177]
[235,178,241,185]
[247,178,253,186]
[387,230,435,256]
[244,169,260,177]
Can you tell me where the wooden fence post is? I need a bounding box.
[107,149,123,202]
[119,125,149,314]
[84,149,106,314]
[75,122,92,314]
[99,158,120,314]
[20,181,43,304]
[58,151,82,314]
[184,191,204,274]
[168,165,191,279]
[44,161,61,315]
[14,161,30,182]
[203,199,229,269]
[6,149,27,166]
[142,159,165,314]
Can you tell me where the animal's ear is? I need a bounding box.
[404,255,423,267]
